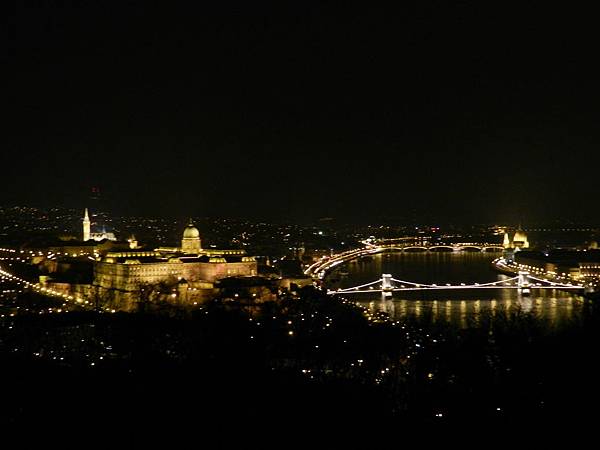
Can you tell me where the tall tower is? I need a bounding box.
[503,232,511,249]
[83,208,91,242]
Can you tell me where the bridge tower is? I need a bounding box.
[381,273,393,298]
[382,274,393,291]
[518,271,531,295]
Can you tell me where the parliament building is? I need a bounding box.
[502,226,530,261]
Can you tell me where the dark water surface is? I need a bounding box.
[327,252,586,328]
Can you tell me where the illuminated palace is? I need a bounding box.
[93,219,257,298]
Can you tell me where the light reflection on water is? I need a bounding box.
[328,252,585,328]
[366,295,580,329]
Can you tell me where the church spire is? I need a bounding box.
[83,208,91,241]
[503,231,511,249]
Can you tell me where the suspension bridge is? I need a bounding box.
[328,272,586,296]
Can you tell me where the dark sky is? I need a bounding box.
[5,2,600,224]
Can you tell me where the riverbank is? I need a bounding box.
[492,257,598,299]
[491,257,517,276]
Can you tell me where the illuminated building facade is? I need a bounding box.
[503,226,530,261]
[503,227,530,250]
[82,208,117,242]
[181,220,201,254]
[93,220,257,295]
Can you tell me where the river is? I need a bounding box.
[326,251,586,329]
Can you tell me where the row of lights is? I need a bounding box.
[497,258,596,289]
[309,241,505,278]
[1,248,99,258]
[0,264,117,313]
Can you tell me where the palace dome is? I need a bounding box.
[183,222,200,239]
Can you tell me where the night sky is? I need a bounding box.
[5,2,600,224]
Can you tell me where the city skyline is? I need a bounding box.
[5,3,599,223]
[3,3,600,435]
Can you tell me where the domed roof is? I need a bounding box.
[183,220,200,239]
[513,229,527,242]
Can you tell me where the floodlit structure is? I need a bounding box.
[503,227,530,250]
[93,219,257,294]
[82,208,117,242]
